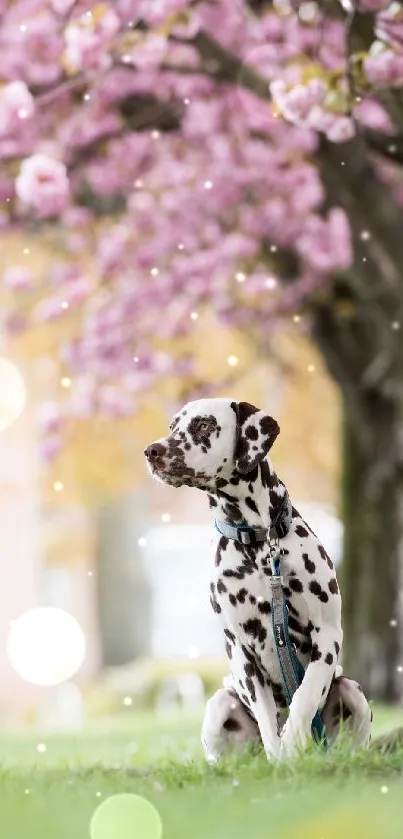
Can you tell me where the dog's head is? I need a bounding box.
[144,397,279,489]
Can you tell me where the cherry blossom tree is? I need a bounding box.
[2,0,403,698]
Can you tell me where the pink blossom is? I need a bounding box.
[354,99,394,134]
[37,402,63,435]
[15,154,70,217]
[64,6,120,73]
[130,35,169,69]
[51,0,77,13]
[364,49,403,88]
[0,82,35,137]
[3,265,34,290]
[98,385,136,418]
[271,78,327,126]
[40,435,63,463]
[326,116,355,143]
[0,0,389,450]
[34,297,67,322]
[1,12,64,87]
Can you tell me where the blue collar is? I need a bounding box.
[215,490,292,546]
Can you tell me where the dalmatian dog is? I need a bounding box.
[145,398,372,760]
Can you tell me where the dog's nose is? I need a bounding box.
[144,442,166,462]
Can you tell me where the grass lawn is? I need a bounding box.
[1,705,403,839]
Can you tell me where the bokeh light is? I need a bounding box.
[7,607,86,686]
[0,357,26,431]
[90,794,162,839]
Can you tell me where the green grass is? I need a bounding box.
[1,705,403,839]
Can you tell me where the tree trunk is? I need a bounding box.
[95,492,152,668]
[341,394,403,701]
[311,296,403,701]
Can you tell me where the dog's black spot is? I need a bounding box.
[318,543,333,568]
[325,652,334,665]
[288,615,304,634]
[244,662,255,678]
[311,643,322,662]
[236,588,248,603]
[215,536,229,566]
[250,595,256,605]
[289,578,303,593]
[309,580,329,603]
[271,680,288,708]
[188,415,217,449]
[258,600,271,615]
[334,641,340,655]
[241,644,255,664]
[290,633,301,649]
[300,640,312,654]
[342,705,352,722]
[303,553,316,574]
[225,641,233,659]
[260,414,279,441]
[246,426,258,441]
[246,465,259,483]
[223,717,241,732]
[245,496,259,515]
[208,495,218,508]
[229,594,237,606]
[217,579,227,594]
[210,595,221,614]
[245,676,256,703]
[295,525,309,538]
[223,502,243,522]
[328,578,339,595]
[243,619,267,644]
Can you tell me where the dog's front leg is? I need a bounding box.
[231,643,280,759]
[280,623,342,757]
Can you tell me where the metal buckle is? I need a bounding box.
[238,529,252,545]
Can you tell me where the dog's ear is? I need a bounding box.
[231,401,279,474]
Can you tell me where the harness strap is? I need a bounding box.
[270,547,327,748]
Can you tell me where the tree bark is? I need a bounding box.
[312,297,403,701]
[95,492,152,668]
[341,393,403,700]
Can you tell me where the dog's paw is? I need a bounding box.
[280,720,309,758]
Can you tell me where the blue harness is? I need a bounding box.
[215,490,327,748]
